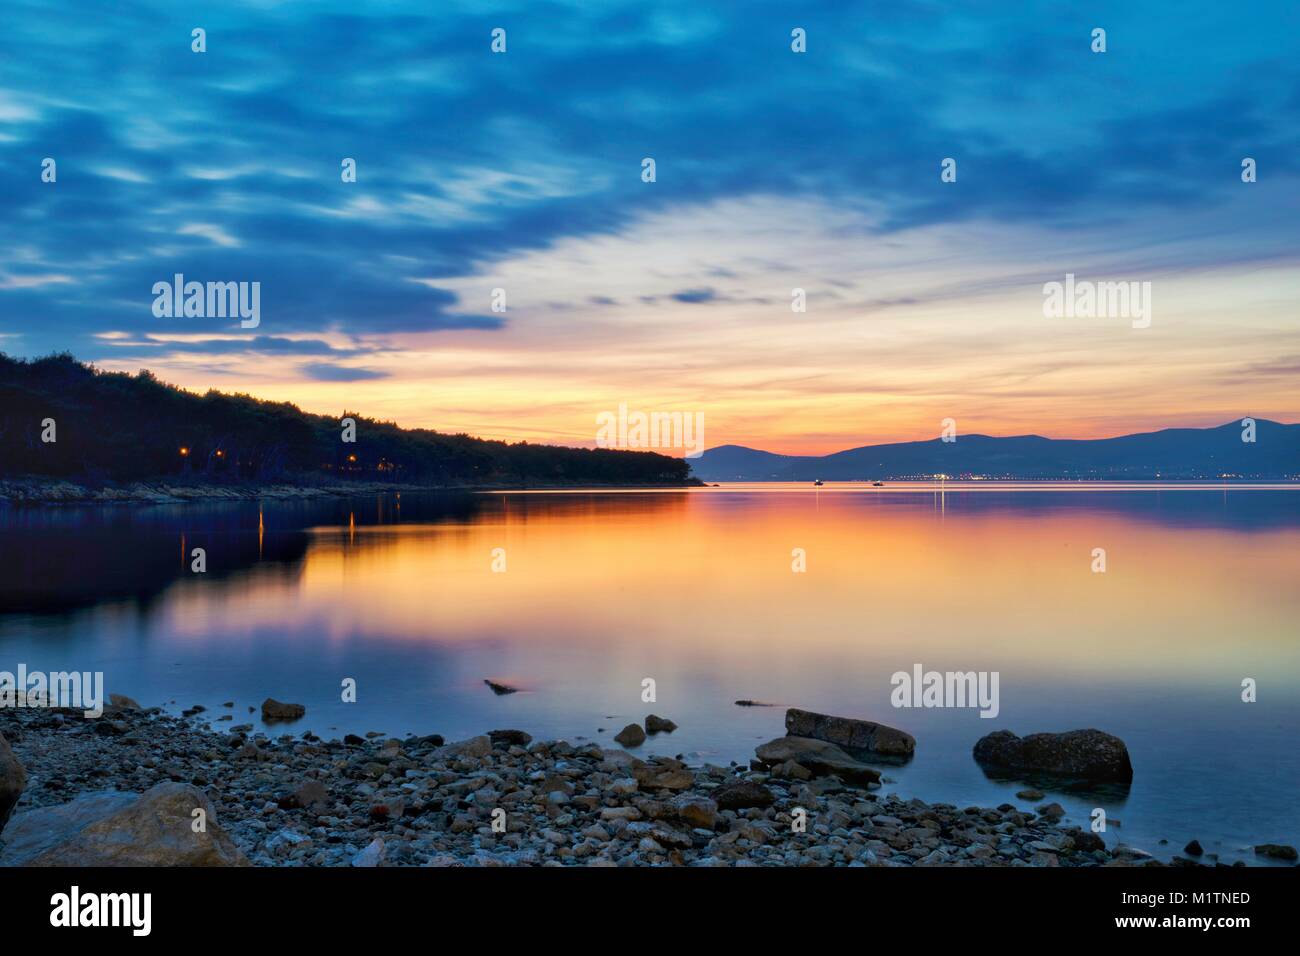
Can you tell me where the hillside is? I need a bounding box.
[690,421,1300,481]
[0,353,693,488]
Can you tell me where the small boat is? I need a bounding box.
[872,481,884,487]
[813,479,824,486]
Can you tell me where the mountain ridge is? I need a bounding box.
[690,420,1300,481]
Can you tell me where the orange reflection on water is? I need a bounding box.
[155,488,1300,693]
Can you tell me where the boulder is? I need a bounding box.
[1254,844,1298,862]
[1,731,27,835]
[0,782,249,866]
[450,735,492,758]
[351,837,386,867]
[645,714,677,734]
[669,795,718,829]
[785,708,915,756]
[754,736,881,785]
[614,723,646,748]
[597,749,640,773]
[710,780,775,811]
[973,729,1133,782]
[772,759,813,781]
[631,758,694,791]
[260,698,305,721]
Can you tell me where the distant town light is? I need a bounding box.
[179,446,189,456]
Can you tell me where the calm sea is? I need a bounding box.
[2,483,1297,864]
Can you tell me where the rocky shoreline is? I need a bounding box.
[0,477,473,504]
[0,477,704,505]
[0,702,1251,868]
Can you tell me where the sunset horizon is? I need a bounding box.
[2,0,1297,928]
[3,5,1296,457]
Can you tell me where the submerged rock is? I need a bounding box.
[1254,843,1298,861]
[755,736,881,785]
[261,698,306,721]
[973,729,1133,782]
[614,724,646,748]
[645,714,677,734]
[784,708,915,756]
[0,731,26,835]
[0,782,249,866]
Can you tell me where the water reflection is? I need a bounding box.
[1,485,1297,863]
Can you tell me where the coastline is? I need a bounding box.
[0,476,703,505]
[0,703,1219,868]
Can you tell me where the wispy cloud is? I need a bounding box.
[0,0,1295,450]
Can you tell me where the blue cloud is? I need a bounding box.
[299,363,390,382]
[0,0,1295,362]
[670,288,718,304]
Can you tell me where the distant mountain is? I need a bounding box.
[690,421,1300,481]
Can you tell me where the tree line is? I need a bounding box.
[0,353,693,486]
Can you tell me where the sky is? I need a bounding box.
[1,0,1297,455]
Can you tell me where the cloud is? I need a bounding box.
[669,288,718,304]
[1,0,1294,364]
[0,1,1295,451]
[299,362,390,382]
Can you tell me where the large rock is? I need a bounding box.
[973,729,1133,782]
[261,698,305,721]
[785,708,915,756]
[448,735,491,758]
[754,736,881,785]
[644,714,677,734]
[0,782,250,866]
[1,731,26,835]
[631,757,694,791]
[614,723,646,748]
[669,794,718,829]
[1254,843,1298,862]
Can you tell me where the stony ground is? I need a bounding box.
[0,478,460,503]
[0,477,700,504]
[2,703,1177,867]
